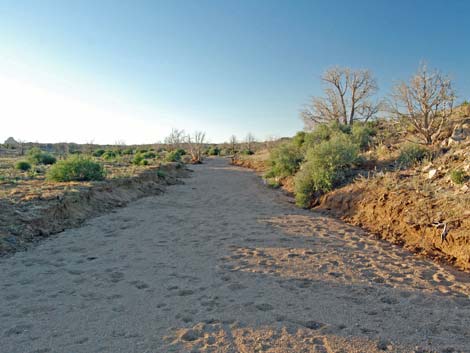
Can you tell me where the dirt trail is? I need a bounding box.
[1,158,470,353]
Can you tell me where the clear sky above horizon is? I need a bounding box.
[1,0,469,144]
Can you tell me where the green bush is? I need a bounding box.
[92,149,105,157]
[40,154,57,165]
[450,169,466,185]
[266,142,303,178]
[165,150,182,162]
[294,134,359,207]
[292,131,306,148]
[133,153,143,165]
[142,151,156,159]
[293,168,315,208]
[175,148,186,156]
[240,149,254,155]
[303,122,352,150]
[351,123,376,150]
[102,150,118,160]
[397,143,429,167]
[27,147,56,165]
[122,148,134,155]
[47,156,105,182]
[15,160,32,171]
[206,146,221,156]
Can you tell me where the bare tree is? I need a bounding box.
[302,67,380,129]
[265,135,279,150]
[245,133,256,152]
[389,63,455,145]
[229,135,237,154]
[164,129,185,150]
[186,131,206,163]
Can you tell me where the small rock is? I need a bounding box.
[428,169,438,179]
[304,320,325,330]
[255,303,273,311]
[178,289,194,296]
[180,329,200,342]
[377,339,393,350]
[422,163,433,172]
[461,184,469,193]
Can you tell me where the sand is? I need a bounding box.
[1,157,470,353]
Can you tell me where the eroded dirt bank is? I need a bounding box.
[232,150,470,272]
[1,158,470,353]
[317,179,470,271]
[0,163,189,255]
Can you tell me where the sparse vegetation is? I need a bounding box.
[165,150,182,162]
[132,153,145,165]
[396,143,430,168]
[142,151,156,159]
[206,146,220,156]
[450,169,466,185]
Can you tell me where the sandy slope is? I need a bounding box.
[1,157,470,353]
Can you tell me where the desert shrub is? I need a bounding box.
[397,143,430,168]
[351,123,376,150]
[294,168,316,208]
[40,154,57,165]
[27,147,57,165]
[303,124,333,149]
[265,178,281,188]
[175,148,186,156]
[219,148,230,156]
[450,169,466,185]
[266,142,303,178]
[47,156,105,182]
[133,153,143,165]
[27,147,43,162]
[102,150,117,160]
[292,131,306,148]
[303,122,351,150]
[206,146,221,156]
[240,149,254,155]
[92,149,105,157]
[143,151,156,159]
[141,159,149,166]
[122,148,134,155]
[294,134,359,207]
[165,150,182,162]
[15,161,32,171]
[137,149,148,153]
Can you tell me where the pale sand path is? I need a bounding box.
[1,157,470,353]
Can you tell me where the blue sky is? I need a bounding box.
[0,0,469,144]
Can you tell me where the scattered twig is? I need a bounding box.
[432,222,449,244]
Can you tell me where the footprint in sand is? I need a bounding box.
[129,280,150,290]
